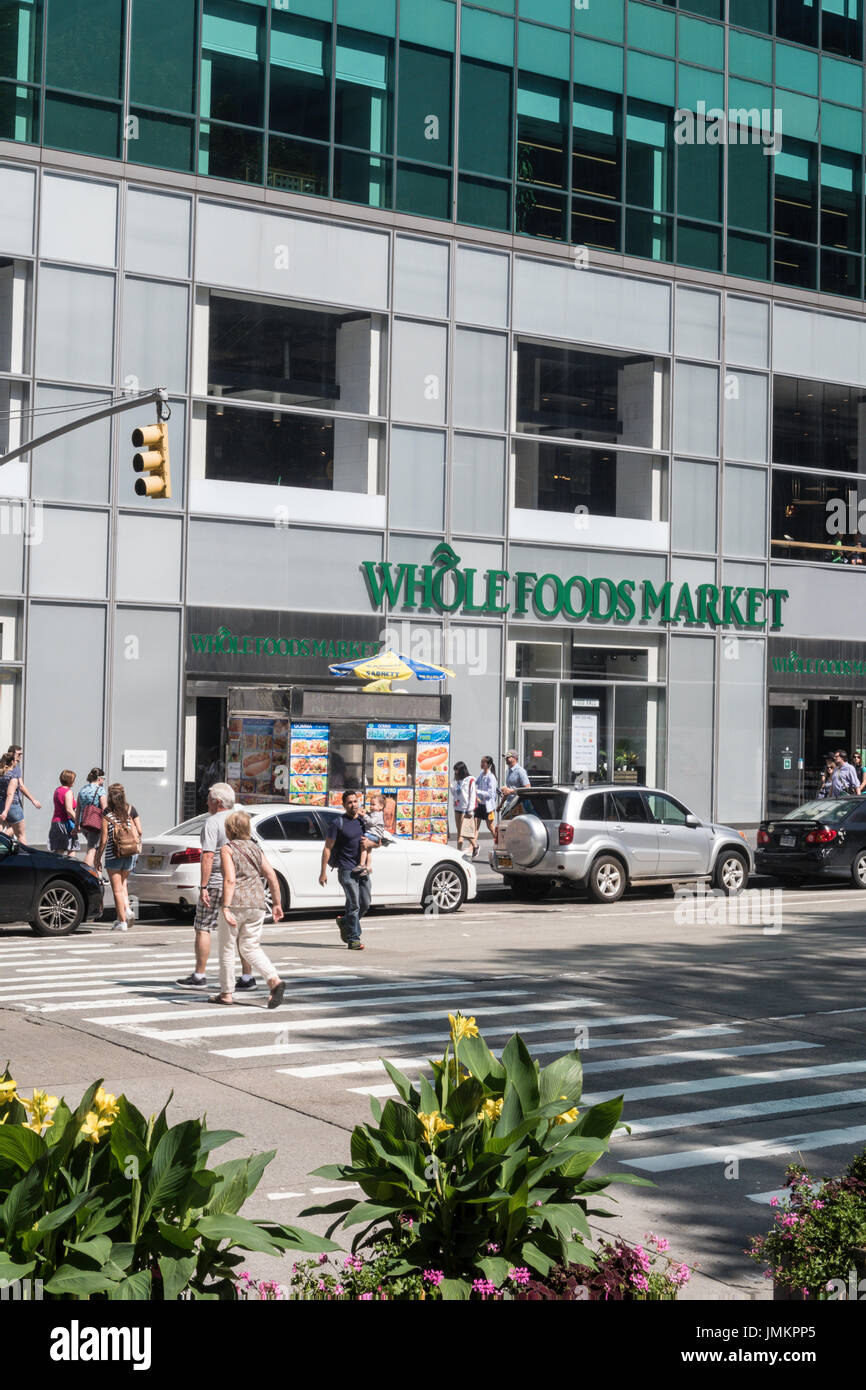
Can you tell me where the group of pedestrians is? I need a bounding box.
[817,749,866,799]
[451,750,531,857]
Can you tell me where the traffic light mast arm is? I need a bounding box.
[0,388,168,469]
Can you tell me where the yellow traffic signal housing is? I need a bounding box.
[132,422,171,499]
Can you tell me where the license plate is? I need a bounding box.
[496,853,513,869]
[780,835,796,848]
[146,855,163,870]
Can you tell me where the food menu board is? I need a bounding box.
[415,723,451,844]
[226,716,290,804]
[365,723,415,836]
[289,723,329,805]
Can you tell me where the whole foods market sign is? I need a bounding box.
[362,545,788,631]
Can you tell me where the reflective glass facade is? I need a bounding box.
[2,1,866,293]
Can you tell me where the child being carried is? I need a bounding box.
[353,793,386,877]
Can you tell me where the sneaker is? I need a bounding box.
[176,973,207,987]
[111,920,128,932]
[235,976,257,991]
[347,940,365,951]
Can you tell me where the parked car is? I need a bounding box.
[128,803,477,917]
[490,784,752,904]
[0,831,105,936]
[756,796,866,887]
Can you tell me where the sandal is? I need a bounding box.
[267,981,285,1010]
[208,994,234,1005]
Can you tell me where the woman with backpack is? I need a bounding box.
[95,782,142,932]
[74,767,106,867]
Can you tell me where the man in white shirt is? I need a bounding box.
[498,750,530,812]
[176,783,252,988]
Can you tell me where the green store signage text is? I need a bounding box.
[190,626,383,661]
[362,545,788,631]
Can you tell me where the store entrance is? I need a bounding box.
[768,696,863,815]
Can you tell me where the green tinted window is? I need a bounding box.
[460,55,512,177]
[573,87,621,201]
[458,173,511,229]
[0,1,41,83]
[46,0,123,99]
[678,16,724,70]
[335,29,394,152]
[728,78,772,120]
[777,91,819,142]
[0,80,38,141]
[333,148,393,207]
[44,92,120,156]
[678,65,723,113]
[627,52,675,106]
[728,31,772,83]
[677,221,721,272]
[520,0,570,27]
[727,231,770,280]
[461,6,514,63]
[677,138,720,221]
[626,101,672,212]
[198,122,263,183]
[822,103,863,154]
[727,137,771,232]
[574,37,623,94]
[202,0,265,126]
[729,0,771,35]
[775,42,818,97]
[625,208,673,262]
[518,70,567,188]
[397,43,453,164]
[338,0,395,37]
[396,162,450,217]
[267,134,329,195]
[128,110,195,171]
[518,19,568,78]
[400,0,455,50]
[573,0,624,43]
[270,10,331,142]
[515,185,566,239]
[627,1,674,56]
[679,0,722,17]
[131,0,197,114]
[821,56,862,109]
[821,151,860,253]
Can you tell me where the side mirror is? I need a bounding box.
[685,814,701,827]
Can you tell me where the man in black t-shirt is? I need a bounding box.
[319,791,374,949]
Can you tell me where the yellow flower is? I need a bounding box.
[554,1101,579,1126]
[20,1090,59,1125]
[477,1097,503,1124]
[22,1119,53,1134]
[94,1087,119,1122]
[79,1111,110,1144]
[0,1077,17,1105]
[418,1110,454,1145]
[448,1013,480,1045]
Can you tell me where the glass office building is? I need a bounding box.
[2,0,866,838]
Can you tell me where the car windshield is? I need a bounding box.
[782,799,860,824]
[167,815,207,836]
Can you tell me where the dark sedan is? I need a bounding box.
[0,833,104,935]
[756,797,866,887]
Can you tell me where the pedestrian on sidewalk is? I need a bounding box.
[48,770,77,856]
[451,761,478,854]
[211,811,285,1008]
[75,767,107,867]
[830,749,860,798]
[498,750,530,814]
[176,782,253,988]
[1,744,41,844]
[96,783,141,931]
[319,790,375,950]
[852,752,866,794]
[473,756,499,858]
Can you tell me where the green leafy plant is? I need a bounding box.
[0,1065,336,1300]
[302,1014,651,1300]
[747,1151,866,1298]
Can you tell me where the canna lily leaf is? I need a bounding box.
[381,1060,420,1108]
[140,1121,202,1225]
[198,1129,243,1156]
[538,1051,584,1108]
[64,1234,113,1267]
[108,1270,153,1300]
[477,1255,511,1285]
[43,1264,121,1296]
[574,1094,624,1139]
[158,1253,197,1301]
[502,1034,540,1112]
[0,1124,46,1171]
[438,1277,472,1301]
[342,1200,407,1230]
[455,1033,505,1086]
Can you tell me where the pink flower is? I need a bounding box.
[769,1196,779,1207]
[317,1280,326,1291]
[763,1269,773,1279]
[317,1253,329,1265]
[423,1270,444,1286]
[359,1292,373,1300]
[634,1245,651,1273]
[802,1288,810,1298]
[656,1237,670,1252]
[335,1283,344,1295]
[671,1264,691,1287]
[472,1278,497,1297]
[509,1267,531,1285]
[486,1242,500,1254]
[343,1255,363,1270]
[812,1200,825,1210]
[631,1273,649,1292]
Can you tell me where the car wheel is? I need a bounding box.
[713,849,748,896]
[509,876,553,901]
[264,877,289,922]
[30,879,86,936]
[587,856,626,904]
[423,863,467,914]
[168,904,195,922]
[851,852,866,889]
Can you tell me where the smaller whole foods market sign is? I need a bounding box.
[362,545,788,631]
[187,608,384,678]
[769,639,866,692]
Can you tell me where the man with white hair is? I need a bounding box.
[176,782,252,988]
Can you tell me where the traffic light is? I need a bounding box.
[131,422,171,499]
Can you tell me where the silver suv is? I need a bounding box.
[491,785,752,904]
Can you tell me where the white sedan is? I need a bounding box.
[128,803,476,918]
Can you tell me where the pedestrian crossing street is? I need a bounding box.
[3,930,866,1203]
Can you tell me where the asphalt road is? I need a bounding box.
[2,876,865,1300]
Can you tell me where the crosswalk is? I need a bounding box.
[3,930,866,1208]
